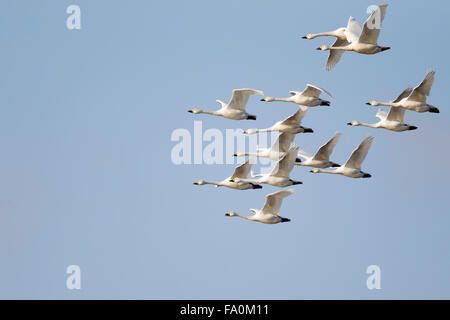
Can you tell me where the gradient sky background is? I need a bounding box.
[0,0,449,299]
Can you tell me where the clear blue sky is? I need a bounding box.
[0,0,449,299]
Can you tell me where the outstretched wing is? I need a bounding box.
[392,86,413,103]
[231,159,252,179]
[280,106,307,126]
[345,16,362,43]
[407,70,435,103]
[226,88,264,111]
[375,108,388,120]
[302,84,333,98]
[270,148,298,178]
[344,136,374,170]
[261,189,294,216]
[270,133,295,154]
[312,132,342,161]
[386,107,405,122]
[326,38,349,71]
[358,2,388,45]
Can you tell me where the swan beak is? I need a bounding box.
[316,46,326,50]
[310,169,319,173]
[347,121,356,126]
[366,101,375,106]
[302,34,312,39]
[233,153,239,157]
[231,178,236,182]
[260,97,267,102]
[188,109,194,113]
[225,212,231,216]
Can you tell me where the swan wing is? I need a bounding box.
[326,38,349,71]
[270,148,298,178]
[407,70,435,103]
[302,84,333,98]
[261,189,294,216]
[226,88,264,111]
[345,16,362,43]
[392,86,413,103]
[280,106,307,126]
[231,159,252,179]
[297,148,312,159]
[344,136,374,170]
[270,132,295,154]
[358,2,388,45]
[375,108,388,120]
[313,132,342,161]
[386,106,405,122]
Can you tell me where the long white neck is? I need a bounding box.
[356,122,379,128]
[310,31,340,39]
[271,97,294,103]
[327,45,352,51]
[202,180,222,186]
[235,213,253,221]
[317,169,340,174]
[199,110,221,116]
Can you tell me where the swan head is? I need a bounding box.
[243,129,257,135]
[347,121,359,126]
[302,34,313,39]
[225,211,237,217]
[260,97,274,102]
[193,180,205,185]
[188,108,201,114]
[366,101,379,106]
[316,45,329,51]
[310,169,320,173]
[233,152,241,157]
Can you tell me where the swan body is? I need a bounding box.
[234,148,302,187]
[295,133,342,168]
[366,70,439,113]
[261,84,332,107]
[310,136,374,178]
[244,106,313,135]
[188,88,263,120]
[225,189,294,224]
[194,159,262,190]
[234,132,295,161]
[316,3,390,64]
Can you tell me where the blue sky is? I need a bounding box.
[0,0,449,299]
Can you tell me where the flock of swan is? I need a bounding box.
[189,2,438,224]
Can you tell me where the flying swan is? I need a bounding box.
[188,88,263,120]
[261,84,332,107]
[366,70,439,113]
[244,106,313,135]
[295,132,342,168]
[193,159,262,190]
[234,132,295,161]
[310,136,374,178]
[233,148,302,187]
[225,189,294,224]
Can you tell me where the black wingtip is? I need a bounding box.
[246,115,257,120]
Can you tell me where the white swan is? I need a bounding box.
[295,132,342,168]
[303,16,363,70]
[233,148,302,187]
[366,70,439,113]
[234,132,295,161]
[310,136,374,178]
[225,189,294,224]
[261,84,333,107]
[194,159,262,190]
[348,87,418,132]
[317,2,390,60]
[244,106,313,135]
[188,88,263,120]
